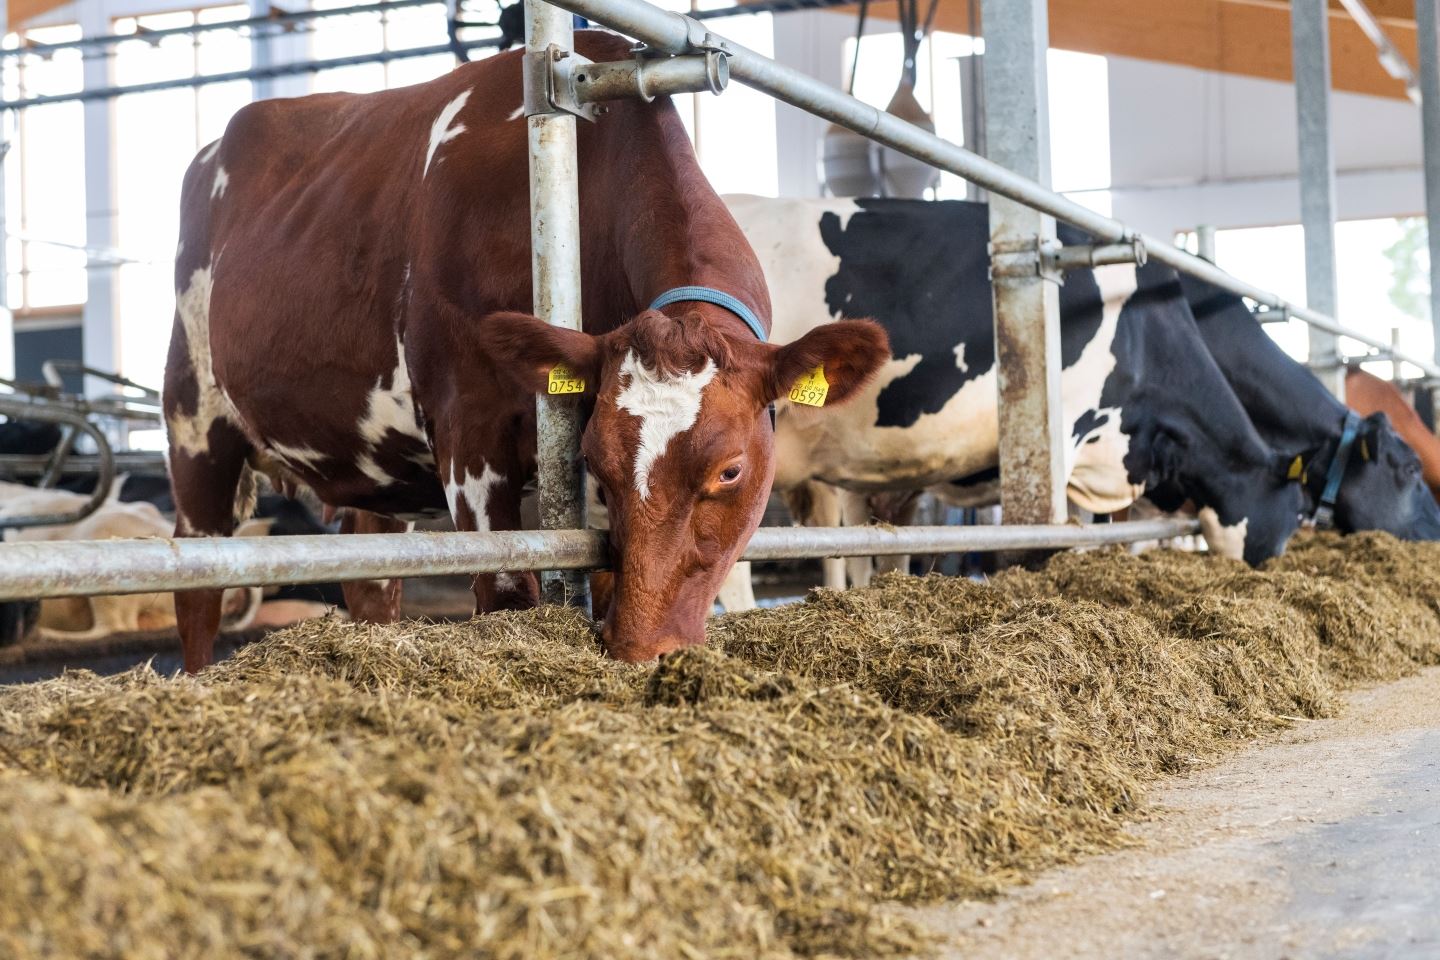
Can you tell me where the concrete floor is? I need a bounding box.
[921,668,1440,960]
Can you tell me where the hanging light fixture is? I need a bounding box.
[821,0,940,199]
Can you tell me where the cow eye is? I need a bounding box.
[718,464,743,484]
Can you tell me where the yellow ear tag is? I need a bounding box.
[1287,455,1304,481]
[547,363,586,395]
[1359,438,1371,461]
[788,365,830,408]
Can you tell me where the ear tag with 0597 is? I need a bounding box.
[788,365,829,408]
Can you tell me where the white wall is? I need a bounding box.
[1107,55,1425,237]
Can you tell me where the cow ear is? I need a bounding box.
[486,311,601,394]
[765,319,889,407]
[1359,411,1390,462]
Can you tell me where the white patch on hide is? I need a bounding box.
[425,89,471,177]
[506,105,525,122]
[953,341,968,372]
[358,336,426,447]
[1198,506,1249,561]
[1065,264,1145,515]
[167,265,242,459]
[616,350,718,500]
[198,141,220,164]
[445,461,502,530]
[268,441,327,471]
[212,166,229,199]
[352,335,428,484]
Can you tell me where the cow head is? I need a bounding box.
[1307,411,1440,540]
[1144,428,1303,565]
[490,309,889,660]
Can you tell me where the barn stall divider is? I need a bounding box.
[3,0,1439,608]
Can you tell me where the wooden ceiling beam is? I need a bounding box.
[896,0,1417,101]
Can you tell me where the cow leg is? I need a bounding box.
[782,480,848,591]
[441,453,539,613]
[715,560,757,612]
[837,489,879,588]
[869,490,923,578]
[169,423,254,674]
[338,510,410,622]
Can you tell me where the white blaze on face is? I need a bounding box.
[1198,506,1249,561]
[425,89,471,178]
[616,349,719,501]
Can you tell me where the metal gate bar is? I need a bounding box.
[0,518,1199,602]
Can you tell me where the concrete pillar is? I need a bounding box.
[79,0,121,398]
[249,0,311,101]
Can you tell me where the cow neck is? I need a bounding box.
[1183,280,1344,453]
[598,100,770,343]
[1121,283,1275,487]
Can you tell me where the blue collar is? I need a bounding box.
[649,286,767,343]
[1313,410,1361,530]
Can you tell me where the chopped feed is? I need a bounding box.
[2,532,1439,959]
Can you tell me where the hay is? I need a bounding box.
[1,532,1438,958]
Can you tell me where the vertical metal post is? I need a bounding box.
[961,0,985,203]
[979,0,1066,525]
[0,0,11,382]
[1195,223,1217,263]
[526,0,590,610]
[1292,0,1345,399]
[79,0,121,402]
[1418,0,1440,377]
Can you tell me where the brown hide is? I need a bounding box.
[164,31,889,670]
[1345,368,1440,504]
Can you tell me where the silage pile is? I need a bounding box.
[2,532,1439,958]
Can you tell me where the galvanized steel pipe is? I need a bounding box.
[0,519,1200,601]
[545,0,1440,380]
[574,51,728,102]
[526,0,592,611]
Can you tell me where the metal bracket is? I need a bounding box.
[1253,304,1291,325]
[990,236,1146,283]
[989,236,1064,284]
[524,44,597,121]
[1051,237,1147,272]
[524,43,730,122]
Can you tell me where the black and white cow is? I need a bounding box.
[723,195,1303,582]
[1175,275,1440,539]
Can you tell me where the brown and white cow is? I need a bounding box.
[1345,367,1440,506]
[164,30,888,672]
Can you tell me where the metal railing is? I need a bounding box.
[0,518,1200,601]
[0,0,1352,604]
[542,0,1440,381]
